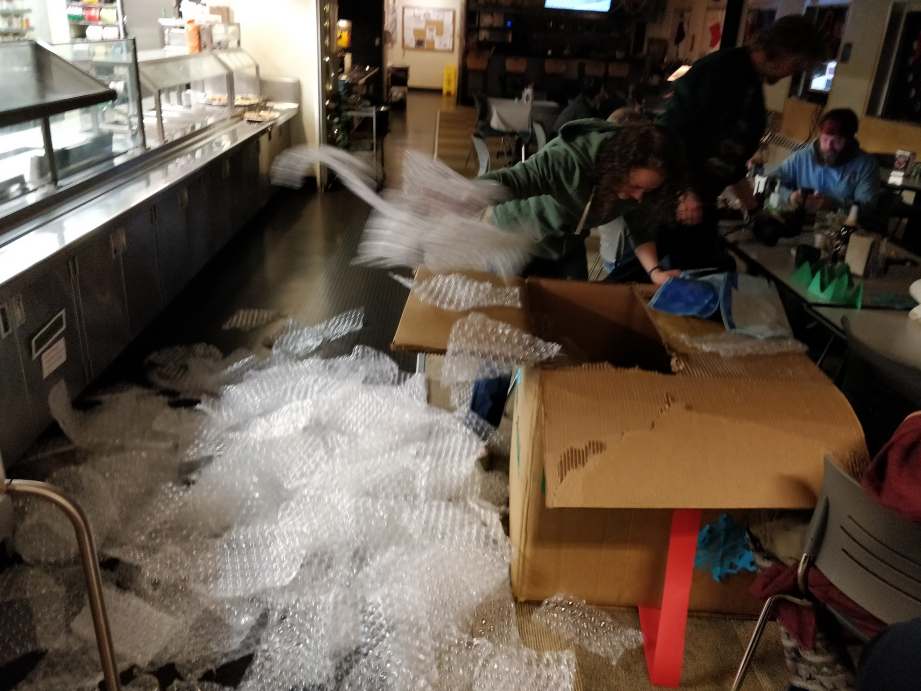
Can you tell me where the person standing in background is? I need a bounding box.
[655,15,827,271]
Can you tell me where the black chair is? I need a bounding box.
[732,457,921,690]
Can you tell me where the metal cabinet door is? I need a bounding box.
[155,186,192,305]
[209,156,234,251]
[122,207,162,337]
[0,295,34,464]
[186,173,212,274]
[257,132,273,209]
[15,259,88,429]
[74,230,131,379]
[240,138,261,224]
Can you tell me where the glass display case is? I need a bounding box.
[0,41,117,209]
[50,39,145,154]
[137,49,234,147]
[215,49,261,106]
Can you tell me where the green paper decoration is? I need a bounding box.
[791,261,863,308]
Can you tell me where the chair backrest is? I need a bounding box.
[844,316,921,407]
[473,92,489,124]
[806,457,921,627]
[533,121,547,151]
[505,56,528,74]
[472,136,490,176]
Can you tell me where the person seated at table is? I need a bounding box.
[551,80,623,135]
[479,119,685,283]
[768,108,880,222]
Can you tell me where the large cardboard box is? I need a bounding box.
[393,272,868,614]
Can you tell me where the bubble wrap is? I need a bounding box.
[269,308,365,358]
[441,313,562,384]
[14,465,117,565]
[15,636,104,691]
[413,273,522,311]
[677,331,807,357]
[272,145,535,276]
[0,568,68,666]
[221,308,281,331]
[437,637,577,691]
[533,594,644,665]
[145,344,258,395]
[1,311,586,691]
[71,585,183,667]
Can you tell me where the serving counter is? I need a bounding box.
[0,40,298,468]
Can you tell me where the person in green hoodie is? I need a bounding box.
[480,119,684,283]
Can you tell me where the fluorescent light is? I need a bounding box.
[667,65,691,82]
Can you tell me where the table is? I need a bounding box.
[487,97,559,134]
[880,167,921,194]
[639,509,701,687]
[728,230,921,308]
[811,306,921,370]
[727,227,921,372]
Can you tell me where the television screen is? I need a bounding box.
[809,61,837,93]
[544,0,612,11]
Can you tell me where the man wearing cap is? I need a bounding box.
[769,108,880,216]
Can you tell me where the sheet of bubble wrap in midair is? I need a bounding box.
[533,593,644,665]
[3,312,588,691]
[271,145,537,276]
[413,273,522,311]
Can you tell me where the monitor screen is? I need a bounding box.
[544,0,612,11]
[809,61,837,93]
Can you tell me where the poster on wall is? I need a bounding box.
[402,7,455,51]
[705,6,726,54]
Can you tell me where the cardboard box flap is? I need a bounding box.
[538,367,867,510]
[391,268,527,353]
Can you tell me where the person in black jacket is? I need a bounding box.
[655,15,826,271]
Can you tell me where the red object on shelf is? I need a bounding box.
[84,6,101,22]
[637,508,702,688]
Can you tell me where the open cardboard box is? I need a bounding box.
[393,270,868,613]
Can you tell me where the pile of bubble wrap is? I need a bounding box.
[270,146,538,276]
[1,309,639,690]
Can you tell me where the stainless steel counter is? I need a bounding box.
[0,105,297,289]
[0,105,297,468]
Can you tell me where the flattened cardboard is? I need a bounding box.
[510,370,760,612]
[391,268,527,353]
[537,367,866,510]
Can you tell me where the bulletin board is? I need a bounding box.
[402,7,455,52]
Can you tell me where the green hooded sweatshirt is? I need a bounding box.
[480,120,658,253]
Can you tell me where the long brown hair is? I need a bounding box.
[593,124,685,226]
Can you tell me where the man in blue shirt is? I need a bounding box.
[770,108,880,218]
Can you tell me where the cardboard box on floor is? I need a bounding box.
[393,270,868,614]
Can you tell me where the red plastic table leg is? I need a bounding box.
[637,508,703,688]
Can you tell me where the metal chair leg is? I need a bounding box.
[731,595,779,691]
[2,479,121,691]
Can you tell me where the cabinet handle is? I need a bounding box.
[0,303,10,338]
[222,159,231,180]
[110,229,127,258]
[179,188,190,210]
[12,296,24,327]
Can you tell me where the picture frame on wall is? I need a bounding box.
[402,7,455,52]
